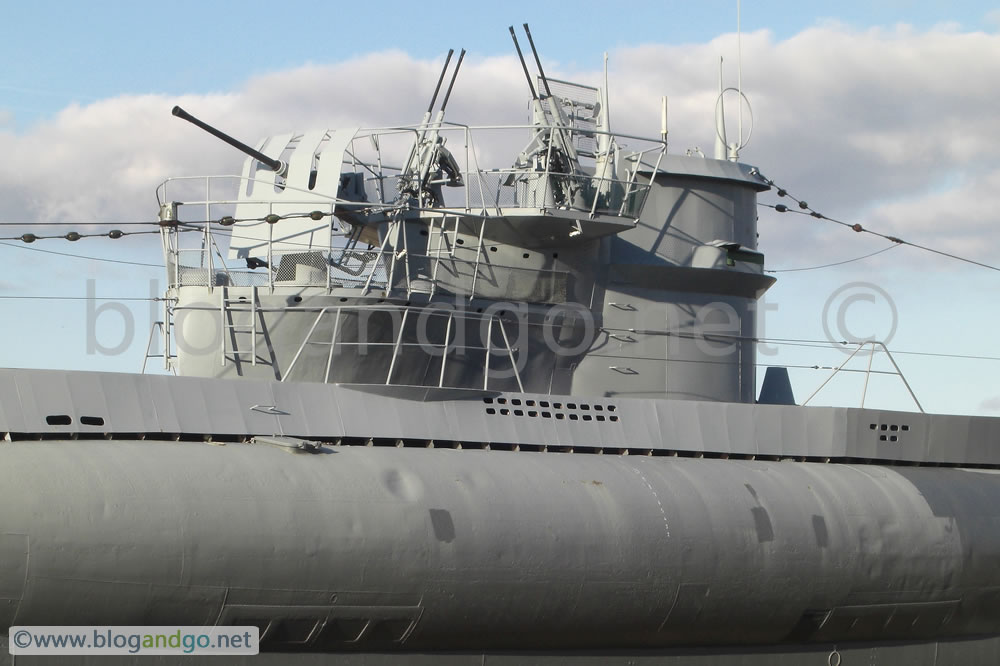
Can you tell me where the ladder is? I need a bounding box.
[220,286,262,367]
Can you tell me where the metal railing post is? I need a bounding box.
[402,216,412,298]
[801,343,866,406]
[219,288,227,367]
[204,222,214,293]
[141,322,164,374]
[163,299,171,370]
[327,210,334,293]
[363,224,394,294]
[483,316,493,390]
[468,218,487,300]
[860,342,875,408]
[438,311,454,388]
[429,214,444,299]
[324,307,342,384]
[250,285,257,366]
[385,308,410,385]
[877,342,925,413]
[267,207,275,293]
[498,317,523,392]
[386,218,400,294]
[464,127,470,212]
[284,308,330,382]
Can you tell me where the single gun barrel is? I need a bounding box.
[171,106,283,173]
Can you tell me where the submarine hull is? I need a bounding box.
[2,440,999,651]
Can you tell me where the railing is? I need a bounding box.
[440,169,650,217]
[156,123,665,300]
[350,123,663,217]
[140,321,176,374]
[281,304,523,391]
[357,167,650,218]
[801,340,925,413]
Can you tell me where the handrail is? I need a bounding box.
[354,122,668,148]
[801,341,925,413]
[280,304,520,388]
[157,124,664,304]
[140,321,175,374]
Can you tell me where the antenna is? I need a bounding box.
[661,96,668,146]
[714,58,727,160]
[713,1,754,163]
[737,0,743,147]
[603,52,610,131]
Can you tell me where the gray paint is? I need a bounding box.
[167,159,773,406]
[2,440,1000,651]
[3,368,998,467]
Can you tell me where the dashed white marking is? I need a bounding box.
[630,466,670,538]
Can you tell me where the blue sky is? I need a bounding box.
[4,1,996,126]
[1,1,999,416]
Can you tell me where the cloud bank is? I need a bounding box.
[0,23,998,270]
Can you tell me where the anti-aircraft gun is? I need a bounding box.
[396,49,467,208]
[506,24,603,212]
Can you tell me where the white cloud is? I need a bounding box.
[0,23,998,273]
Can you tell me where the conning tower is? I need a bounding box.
[157,38,772,404]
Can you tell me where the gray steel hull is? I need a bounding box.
[2,440,999,651]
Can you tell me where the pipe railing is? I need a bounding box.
[270,304,523,392]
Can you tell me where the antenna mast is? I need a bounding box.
[737,0,743,146]
[714,1,753,162]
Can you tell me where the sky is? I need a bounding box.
[1,0,999,416]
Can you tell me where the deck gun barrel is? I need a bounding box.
[522,24,553,98]
[509,27,538,100]
[171,106,284,174]
[425,49,454,115]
